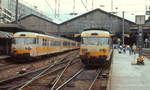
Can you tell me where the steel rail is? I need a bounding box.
[51,58,73,90]
[88,68,103,90]
[0,64,18,71]
[32,58,80,81]
[17,60,71,90]
[9,65,67,90]
[0,51,79,90]
[55,68,84,90]
[18,57,80,90]
[0,59,70,90]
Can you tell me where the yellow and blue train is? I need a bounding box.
[80,29,113,66]
[11,32,79,60]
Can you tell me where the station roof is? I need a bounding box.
[11,14,58,25]
[0,31,13,38]
[0,24,27,33]
[60,8,135,25]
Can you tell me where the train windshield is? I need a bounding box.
[82,37,109,45]
[13,38,36,44]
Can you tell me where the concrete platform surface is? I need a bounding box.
[110,50,150,90]
[0,55,9,60]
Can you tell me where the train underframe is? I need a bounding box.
[11,48,79,62]
[80,55,111,67]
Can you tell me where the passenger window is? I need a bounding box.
[36,38,39,44]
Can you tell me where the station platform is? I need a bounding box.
[0,55,9,60]
[109,49,150,90]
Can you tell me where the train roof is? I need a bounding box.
[82,30,110,34]
[81,30,110,37]
[13,32,76,42]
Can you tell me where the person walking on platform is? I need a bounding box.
[128,45,132,55]
[118,45,122,54]
[122,45,126,53]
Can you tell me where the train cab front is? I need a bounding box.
[11,36,36,59]
[80,47,108,65]
[11,46,32,59]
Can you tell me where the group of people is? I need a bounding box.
[118,44,136,55]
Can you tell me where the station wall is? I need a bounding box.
[59,9,134,36]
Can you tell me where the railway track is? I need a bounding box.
[0,57,17,72]
[21,60,109,90]
[0,50,78,80]
[17,57,81,90]
[0,64,18,71]
[51,67,107,90]
[0,58,70,89]
[0,50,79,90]
[0,50,110,90]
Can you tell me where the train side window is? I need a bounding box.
[48,40,50,46]
[54,40,60,46]
[55,41,57,46]
[12,39,15,44]
[65,42,67,46]
[36,38,39,44]
[49,40,51,46]
[67,42,69,46]
[56,41,61,46]
[81,38,83,44]
[66,42,68,46]
[53,40,56,46]
[39,38,42,46]
[46,39,48,46]
[33,38,36,44]
[42,39,46,46]
[50,40,53,46]
[68,42,71,46]
[51,40,55,46]
[45,39,47,46]
[42,39,44,46]
[63,42,66,46]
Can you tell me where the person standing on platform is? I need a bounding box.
[144,38,149,48]
[129,45,132,55]
[132,44,136,55]
[122,45,126,53]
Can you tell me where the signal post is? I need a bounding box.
[135,15,145,65]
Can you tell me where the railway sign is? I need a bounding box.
[135,15,145,25]
[135,15,145,58]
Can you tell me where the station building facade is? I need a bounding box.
[59,9,135,44]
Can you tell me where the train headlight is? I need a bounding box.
[103,49,107,52]
[12,47,16,50]
[99,49,106,52]
[99,49,103,51]
[11,48,17,53]
[82,49,88,52]
[25,47,31,50]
